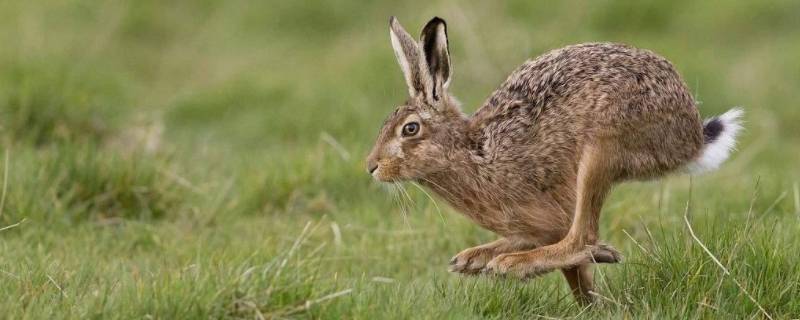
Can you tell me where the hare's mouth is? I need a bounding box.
[371,167,391,182]
[370,164,405,183]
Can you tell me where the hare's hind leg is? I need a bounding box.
[483,145,622,278]
[562,264,594,304]
[449,237,537,274]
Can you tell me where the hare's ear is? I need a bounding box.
[420,17,451,101]
[389,16,433,100]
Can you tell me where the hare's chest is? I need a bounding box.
[454,199,559,239]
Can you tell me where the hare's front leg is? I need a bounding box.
[449,237,536,275]
[483,145,622,278]
[483,242,620,278]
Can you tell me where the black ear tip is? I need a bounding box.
[430,16,446,25]
[389,16,398,25]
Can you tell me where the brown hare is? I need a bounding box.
[366,16,742,303]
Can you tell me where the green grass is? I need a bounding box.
[1,1,800,318]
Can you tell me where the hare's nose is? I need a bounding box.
[366,153,379,175]
[367,163,378,175]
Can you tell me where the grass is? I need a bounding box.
[1,0,799,318]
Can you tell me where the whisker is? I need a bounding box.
[392,182,411,229]
[396,182,417,228]
[387,183,402,217]
[397,182,417,208]
[410,181,446,224]
[419,177,458,204]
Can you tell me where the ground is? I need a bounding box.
[1,1,799,319]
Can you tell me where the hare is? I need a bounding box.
[366,16,742,303]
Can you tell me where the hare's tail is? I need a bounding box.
[685,108,744,174]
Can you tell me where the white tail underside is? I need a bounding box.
[686,107,744,174]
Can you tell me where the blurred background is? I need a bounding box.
[1,1,799,318]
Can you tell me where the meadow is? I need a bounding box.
[1,1,799,318]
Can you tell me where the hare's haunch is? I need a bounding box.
[366,16,742,303]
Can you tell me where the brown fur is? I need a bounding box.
[367,17,732,303]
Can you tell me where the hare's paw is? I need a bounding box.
[482,252,539,279]
[482,244,623,279]
[449,246,497,274]
[587,243,623,264]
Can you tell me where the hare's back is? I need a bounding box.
[478,42,694,119]
[471,42,702,187]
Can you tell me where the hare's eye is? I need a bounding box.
[402,122,420,137]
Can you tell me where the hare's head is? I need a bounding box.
[367,17,466,182]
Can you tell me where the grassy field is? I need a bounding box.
[1,1,799,318]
